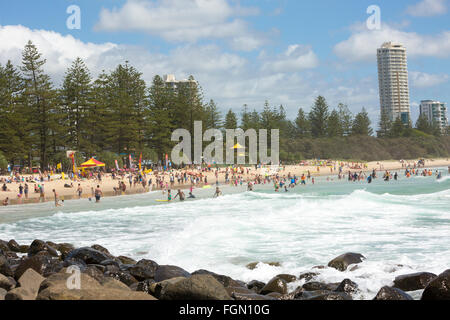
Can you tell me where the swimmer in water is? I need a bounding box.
[213,187,222,198]
[188,192,196,199]
[174,189,185,201]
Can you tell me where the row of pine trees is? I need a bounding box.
[0,41,447,168]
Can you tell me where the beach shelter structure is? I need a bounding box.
[80,158,106,168]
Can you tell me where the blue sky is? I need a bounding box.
[0,0,449,126]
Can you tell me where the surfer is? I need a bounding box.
[53,189,62,207]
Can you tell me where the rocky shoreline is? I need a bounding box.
[1,239,449,300]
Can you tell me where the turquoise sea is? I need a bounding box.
[1,169,449,299]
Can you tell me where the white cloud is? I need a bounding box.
[0,25,116,78]
[410,71,449,87]
[334,23,450,62]
[95,0,265,51]
[406,0,448,17]
[0,24,382,122]
[261,45,319,73]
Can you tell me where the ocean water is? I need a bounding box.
[0,169,449,300]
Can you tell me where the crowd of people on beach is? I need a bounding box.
[1,160,449,207]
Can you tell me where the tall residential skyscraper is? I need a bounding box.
[419,100,448,133]
[377,42,411,124]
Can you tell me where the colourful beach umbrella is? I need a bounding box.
[80,158,106,168]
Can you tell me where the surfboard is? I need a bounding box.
[202,185,212,189]
[156,200,169,202]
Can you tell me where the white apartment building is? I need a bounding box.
[163,74,196,90]
[419,100,448,133]
[377,42,411,124]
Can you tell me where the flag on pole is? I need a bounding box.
[129,154,133,169]
[56,163,62,170]
[115,160,119,171]
[139,153,142,171]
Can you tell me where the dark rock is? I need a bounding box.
[65,247,111,265]
[18,245,29,254]
[247,280,266,293]
[104,264,120,275]
[233,292,277,300]
[298,272,319,282]
[57,243,75,260]
[393,272,437,292]
[117,256,137,265]
[28,239,58,258]
[335,279,359,295]
[260,277,288,295]
[154,265,191,282]
[158,274,231,300]
[276,274,297,283]
[266,292,282,299]
[0,240,8,252]
[312,265,326,270]
[328,253,365,271]
[302,281,340,292]
[15,255,63,279]
[0,273,16,291]
[421,269,450,300]
[226,286,254,297]
[88,264,106,273]
[128,259,159,281]
[306,291,353,300]
[373,286,413,300]
[90,244,111,255]
[136,279,156,294]
[7,240,21,252]
[246,261,281,270]
[83,266,104,282]
[192,269,243,288]
[62,258,87,271]
[46,241,59,250]
[0,260,14,277]
[100,259,121,268]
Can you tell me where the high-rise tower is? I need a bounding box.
[377,42,411,124]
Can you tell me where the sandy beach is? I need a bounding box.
[1,158,450,206]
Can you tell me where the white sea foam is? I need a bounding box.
[0,175,449,300]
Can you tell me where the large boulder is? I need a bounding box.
[37,271,156,300]
[7,240,21,253]
[373,286,413,300]
[276,274,297,283]
[57,243,75,260]
[226,286,254,297]
[28,239,58,257]
[15,255,63,279]
[260,277,288,295]
[305,291,353,301]
[233,292,277,300]
[64,247,111,265]
[298,272,319,282]
[328,253,365,271]
[0,240,9,252]
[158,274,231,300]
[335,279,359,295]
[5,268,45,300]
[90,244,111,256]
[127,259,159,281]
[154,265,191,282]
[0,288,6,300]
[302,281,340,292]
[393,272,437,292]
[247,280,266,293]
[421,269,450,300]
[117,256,137,265]
[192,269,243,288]
[0,274,16,291]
